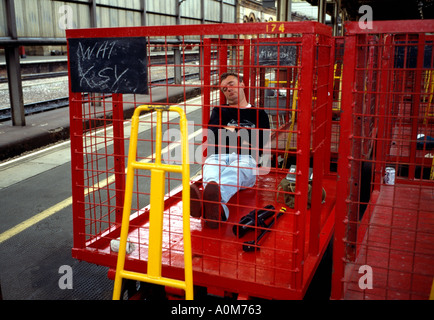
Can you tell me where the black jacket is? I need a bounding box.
[206,105,270,157]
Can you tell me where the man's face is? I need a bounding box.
[221,75,245,105]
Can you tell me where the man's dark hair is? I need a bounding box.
[220,72,243,83]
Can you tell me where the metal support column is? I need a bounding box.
[333,0,339,36]
[277,0,292,22]
[174,48,182,84]
[89,0,97,28]
[175,0,182,84]
[176,0,181,25]
[141,0,147,26]
[5,0,25,126]
[318,0,326,24]
[5,47,25,126]
[200,0,205,23]
[220,0,223,23]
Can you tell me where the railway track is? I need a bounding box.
[0,71,69,84]
[0,48,221,122]
[0,46,221,122]
[0,71,206,122]
[0,97,70,121]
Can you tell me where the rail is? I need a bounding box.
[0,70,214,122]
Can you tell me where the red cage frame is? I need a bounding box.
[66,21,336,299]
[332,20,434,300]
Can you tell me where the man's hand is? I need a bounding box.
[241,139,250,146]
[223,126,236,132]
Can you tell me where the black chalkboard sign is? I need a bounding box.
[255,43,297,66]
[68,37,148,94]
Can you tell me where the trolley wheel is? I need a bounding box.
[120,280,167,301]
[120,279,140,300]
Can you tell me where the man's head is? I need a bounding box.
[220,72,248,107]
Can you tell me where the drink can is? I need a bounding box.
[384,167,395,185]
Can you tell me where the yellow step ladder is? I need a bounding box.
[112,105,193,300]
[424,70,434,124]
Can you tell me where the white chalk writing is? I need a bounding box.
[69,37,147,94]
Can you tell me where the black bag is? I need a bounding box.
[233,205,275,238]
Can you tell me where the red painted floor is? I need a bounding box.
[344,182,434,299]
[80,171,337,299]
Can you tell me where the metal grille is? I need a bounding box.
[67,22,334,299]
[332,21,434,300]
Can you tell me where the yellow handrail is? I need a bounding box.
[333,63,342,111]
[424,70,434,125]
[430,154,434,181]
[430,277,434,300]
[283,79,299,169]
[264,79,287,87]
[263,77,300,168]
[112,105,193,300]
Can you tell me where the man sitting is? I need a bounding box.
[190,72,270,228]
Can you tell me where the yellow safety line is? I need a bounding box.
[0,197,73,244]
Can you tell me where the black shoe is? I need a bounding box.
[202,181,223,229]
[190,183,202,218]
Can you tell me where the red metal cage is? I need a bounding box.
[67,22,336,299]
[331,20,434,300]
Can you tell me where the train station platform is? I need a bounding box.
[0,85,201,162]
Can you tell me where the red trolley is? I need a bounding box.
[66,21,336,299]
[331,20,434,300]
